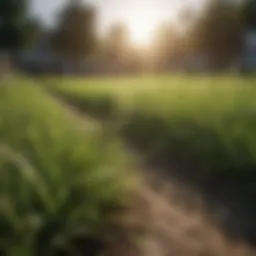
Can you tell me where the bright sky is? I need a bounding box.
[30,0,205,45]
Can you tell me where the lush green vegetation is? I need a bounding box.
[50,75,256,187]
[0,77,133,255]
[1,75,255,255]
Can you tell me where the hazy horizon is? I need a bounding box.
[30,0,205,43]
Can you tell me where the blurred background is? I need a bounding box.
[0,1,256,256]
[1,0,256,75]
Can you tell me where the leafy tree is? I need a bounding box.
[23,17,43,49]
[51,0,97,60]
[243,0,256,28]
[189,0,244,68]
[151,22,184,70]
[102,23,130,63]
[0,0,28,50]
[0,0,42,55]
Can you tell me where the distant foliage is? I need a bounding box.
[51,0,97,59]
[102,24,131,62]
[243,0,256,28]
[0,0,41,51]
[151,22,185,70]
[188,0,244,68]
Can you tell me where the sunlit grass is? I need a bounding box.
[50,75,256,185]
[0,77,134,255]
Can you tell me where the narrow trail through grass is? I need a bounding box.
[49,91,254,256]
[1,77,254,255]
[47,85,256,253]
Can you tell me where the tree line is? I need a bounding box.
[1,0,256,72]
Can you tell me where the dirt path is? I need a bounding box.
[46,89,256,256]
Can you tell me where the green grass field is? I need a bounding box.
[50,75,256,186]
[1,75,256,255]
[0,77,134,255]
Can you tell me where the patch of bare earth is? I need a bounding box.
[104,173,254,256]
[49,92,254,256]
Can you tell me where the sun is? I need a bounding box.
[120,2,180,46]
[129,18,155,46]
[124,3,178,46]
[125,8,162,46]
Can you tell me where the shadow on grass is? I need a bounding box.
[121,112,256,245]
[51,87,256,247]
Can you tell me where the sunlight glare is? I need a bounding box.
[129,18,156,46]
[126,5,178,46]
